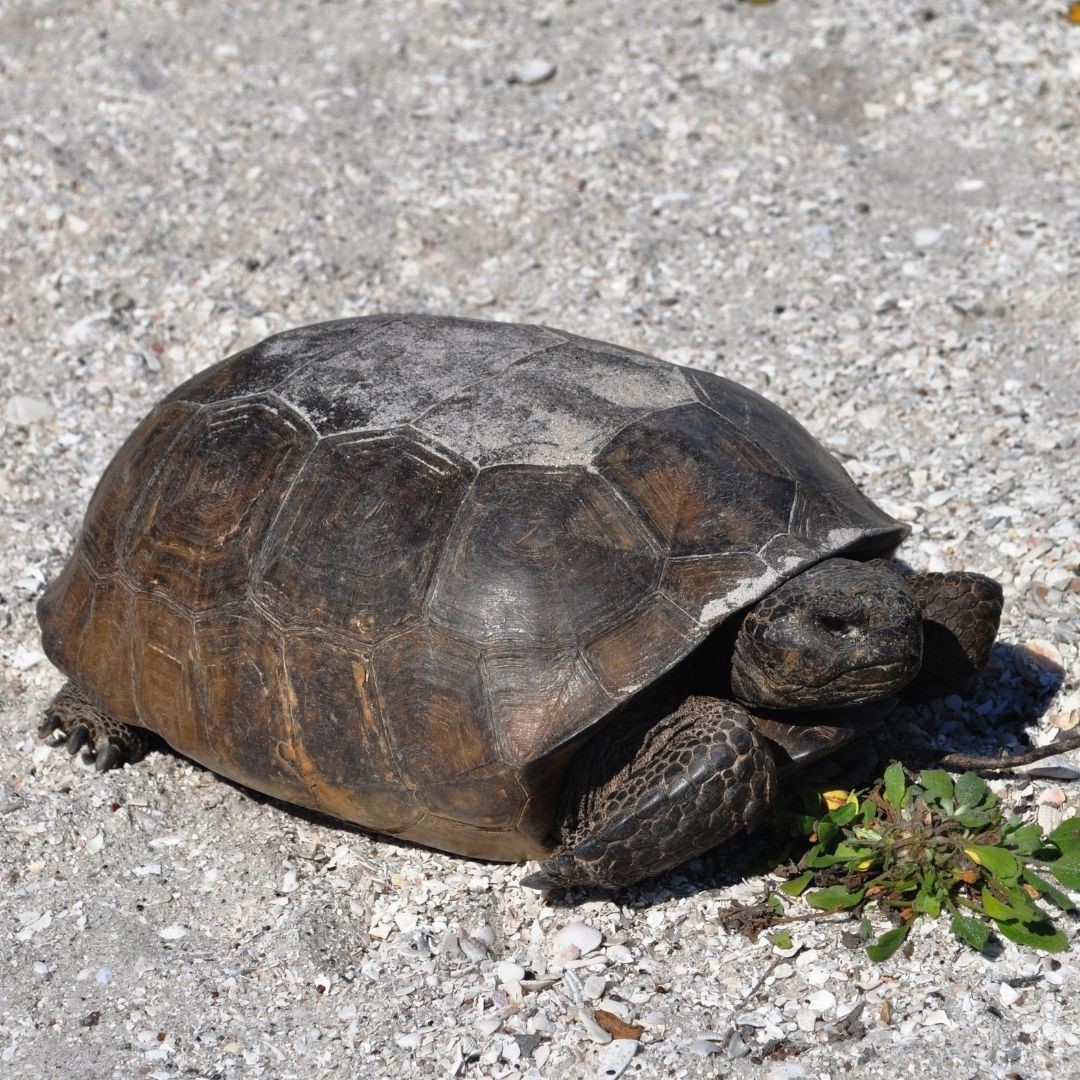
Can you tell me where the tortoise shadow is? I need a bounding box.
[888,640,1064,757]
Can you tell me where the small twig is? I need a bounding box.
[737,947,801,1011]
[891,731,1080,773]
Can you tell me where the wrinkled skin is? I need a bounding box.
[731,559,923,710]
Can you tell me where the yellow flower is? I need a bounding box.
[823,789,858,812]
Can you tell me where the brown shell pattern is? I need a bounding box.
[38,315,906,860]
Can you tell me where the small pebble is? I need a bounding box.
[806,989,836,1016]
[913,227,942,248]
[999,982,1021,1007]
[577,1008,612,1044]
[1015,640,1064,684]
[511,59,556,85]
[768,1064,809,1080]
[688,1039,723,1055]
[4,394,54,424]
[553,922,602,959]
[459,937,487,962]
[497,961,526,984]
[596,1039,637,1077]
[1037,788,1066,808]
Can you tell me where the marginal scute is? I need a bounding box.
[255,434,472,641]
[133,595,202,757]
[193,608,313,807]
[661,552,772,622]
[373,623,497,788]
[428,466,661,648]
[37,552,96,680]
[126,400,315,611]
[760,532,817,575]
[420,762,527,827]
[75,577,137,725]
[393,814,549,862]
[283,633,422,833]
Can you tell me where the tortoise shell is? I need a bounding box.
[38,315,906,860]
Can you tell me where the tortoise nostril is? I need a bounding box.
[818,612,852,634]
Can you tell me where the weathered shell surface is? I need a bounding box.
[38,315,905,859]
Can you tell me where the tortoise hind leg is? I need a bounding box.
[39,682,150,772]
[901,571,1004,701]
[524,694,777,889]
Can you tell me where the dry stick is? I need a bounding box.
[736,947,802,1012]
[894,730,1080,772]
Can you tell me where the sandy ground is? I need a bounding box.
[2,1,1079,1077]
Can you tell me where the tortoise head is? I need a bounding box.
[730,558,922,710]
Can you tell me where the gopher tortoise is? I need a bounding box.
[37,315,1003,887]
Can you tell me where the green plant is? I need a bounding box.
[776,763,1079,961]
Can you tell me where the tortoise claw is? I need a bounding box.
[38,713,64,737]
[94,744,122,773]
[65,724,90,755]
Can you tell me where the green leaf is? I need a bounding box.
[852,825,883,843]
[766,893,785,916]
[1006,824,1044,856]
[873,876,918,894]
[866,922,912,962]
[824,801,859,827]
[1021,867,1075,912]
[768,931,794,950]
[955,810,993,830]
[981,890,1017,921]
[1049,818,1080,856]
[816,820,841,850]
[791,813,818,837]
[1048,853,1080,891]
[918,769,955,808]
[780,871,814,897]
[834,840,875,861]
[950,914,991,951]
[954,772,989,810]
[992,915,1069,954]
[913,890,942,917]
[1004,885,1045,923]
[806,885,865,911]
[883,762,907,809]
[804,846,855,869]
[966,845,1020,882]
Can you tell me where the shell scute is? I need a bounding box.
[126,400,315,611]
[254,434,472,642]
[427,465,662,649]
